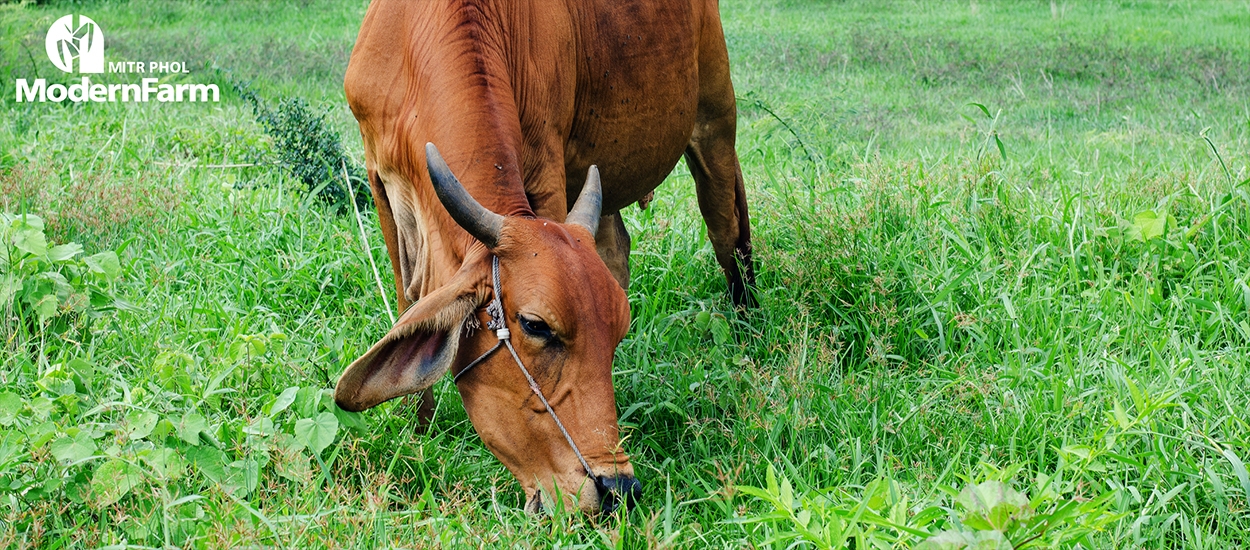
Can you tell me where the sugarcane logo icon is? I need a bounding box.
[46,15,104,73]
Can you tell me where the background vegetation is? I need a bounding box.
[2,0,1248,547]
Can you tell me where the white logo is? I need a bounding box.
[17,14,219,104]
[46,15,104,74]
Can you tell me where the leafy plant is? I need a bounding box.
[734,467,937,548]
[233,80,369,211]
[965,102,1008,162]
[1,213,120,342]
[919,477,1118,549]
[735,464,1119,549]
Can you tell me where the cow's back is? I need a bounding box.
[344,0,720,293]
[561,0,705,214]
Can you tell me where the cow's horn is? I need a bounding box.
[426,143,504,249]
[566,165,602,235]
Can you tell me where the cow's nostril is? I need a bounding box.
[525,490,545,515]
[595,475,642,515]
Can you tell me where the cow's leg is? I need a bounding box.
[685,140,755,308]
[684,12,757,308]
[369,167,437,429]
[595,213,631,290]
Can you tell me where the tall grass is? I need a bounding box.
[1,0,1247,547]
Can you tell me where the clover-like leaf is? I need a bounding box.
[294,411,338,455]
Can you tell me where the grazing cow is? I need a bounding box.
[333,0,756,515]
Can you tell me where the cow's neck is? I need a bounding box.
[401,7,538,299]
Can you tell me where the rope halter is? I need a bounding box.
[453,255,595,479]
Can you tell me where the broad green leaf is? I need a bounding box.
[734,485,775,501]
[125,411,159,440]
[91,459,143,507]
[47,243,83,262]
[66,358,96,392]
[30,288,58,320]
[1111,400,1130,429]
[151,419,174,441]
[37,370,75,397]
[27,397,54,420]
[226,458,261,495]
[13,226,47,257]
[140,447,185,480]
[294,386,321,418]
[185,445,227,483]
[1,275,19,305]
[1131,210,1168,241]
[177,412,208,446]
[84,251,121,281]
[332,405,368,432]
[0,391,21,426]
[710,313,731,346]
[5,213,43,230]
[294,411,338,455]
[918,529,1011,550]
[26,420,57,448]
[267,386,299,417]
[957,481,1030,531]
[244,417,275,444]
[693,311,711,330]
[50,432,97,463]
[796,508,811,528]
[779,474,794,511]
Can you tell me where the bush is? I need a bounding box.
[233,81,369,211]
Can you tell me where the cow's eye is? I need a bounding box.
[518,314,554,339]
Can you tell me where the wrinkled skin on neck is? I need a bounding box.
[454,218,632,513]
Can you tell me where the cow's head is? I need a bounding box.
[334,144,639,515]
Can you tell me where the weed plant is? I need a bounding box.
[234,79,369,211]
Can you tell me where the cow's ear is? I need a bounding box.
[334,262,487,412]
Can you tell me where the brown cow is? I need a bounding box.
[334,0,755,515]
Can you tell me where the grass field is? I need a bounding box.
[3,0,1249,547]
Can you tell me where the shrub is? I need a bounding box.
[233,80,369,211]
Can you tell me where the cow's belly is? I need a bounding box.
[556,0,702,214]
[562,85,698,213]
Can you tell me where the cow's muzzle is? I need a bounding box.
[595,474,642,515]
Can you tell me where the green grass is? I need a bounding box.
[2,0,1249,547]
